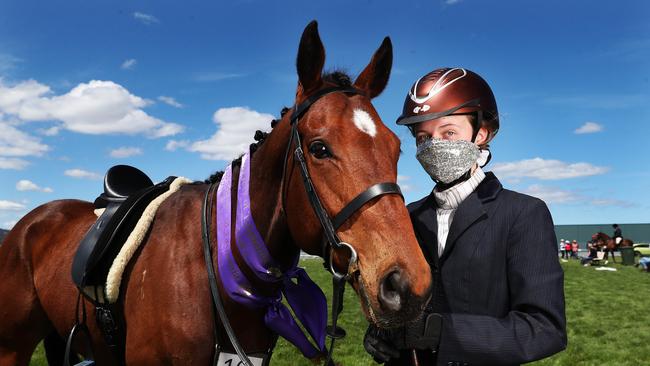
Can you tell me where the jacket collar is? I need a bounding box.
[409,172,503,263]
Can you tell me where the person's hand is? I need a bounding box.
[363,325,400,364]
[399,313,443,351]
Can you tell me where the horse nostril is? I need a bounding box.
[378,270,409,312]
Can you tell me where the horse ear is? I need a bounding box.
[354,37,393,99]
[296,20,325,96]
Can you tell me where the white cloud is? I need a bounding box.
[165,139,190,151]
[445,0,462,4]
[0,79,183,138]
[397,175,414,193]
[0,79,51,116]
[109,147,143,158]
[2,220,17,229]
[64,169,101,180]
[158,96,183,108]
[0,157,29,170]
[522,184,634,207]
[522,185,581,204]
[492,157,609,181]
[0,122,50,157]
[133,12,159,25]
[16,179,53,193]
[193,72,246,82]
[0,200,25,211]
[0,53,22,73]
[121,59,137,70]
[188,107,274,160]
[574,122,603,134]
[590,198,634,208]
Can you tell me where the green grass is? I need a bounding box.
[30,259,650,365]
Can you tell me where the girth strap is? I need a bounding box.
[332,182,403,230]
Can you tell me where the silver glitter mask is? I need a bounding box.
[416,138,480,184]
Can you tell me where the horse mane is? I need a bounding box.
[204,70,352,184]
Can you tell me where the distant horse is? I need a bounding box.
[0,22,432,365]
[592,232,634,263]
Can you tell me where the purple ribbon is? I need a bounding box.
[216,152,327,358]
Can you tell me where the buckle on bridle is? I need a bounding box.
[329,241,358,282]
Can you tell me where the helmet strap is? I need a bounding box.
[470,110,482,143]
[435,169,473,192]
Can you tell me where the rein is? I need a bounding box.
[202,85,403,366]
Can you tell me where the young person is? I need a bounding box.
[612,224,623,245]
[364,68,567,365]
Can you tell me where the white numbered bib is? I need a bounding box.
[216,352,265,366]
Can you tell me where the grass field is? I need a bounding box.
[29,258,650,365]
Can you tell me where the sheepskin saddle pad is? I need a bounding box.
[71,164,191,304]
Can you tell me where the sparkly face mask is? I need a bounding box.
[415,138,480,184]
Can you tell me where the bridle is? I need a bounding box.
[282,85,403,364]
[282,86,404,277]
[202,85,404,366]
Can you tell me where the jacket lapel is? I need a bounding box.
[411,195,439,265]
[439,172,502,261]
[410,172,503,264]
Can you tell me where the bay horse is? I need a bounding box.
[592,232,634,263]
[0,21,432,365]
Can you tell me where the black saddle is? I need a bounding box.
[72,165,176,303]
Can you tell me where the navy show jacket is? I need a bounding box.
[399,172,567,366]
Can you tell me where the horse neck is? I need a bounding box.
[247,120,299,270]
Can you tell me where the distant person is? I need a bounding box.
[581,241,597,266]
[564,240,571,259]
[612,224,622,246]
[571,240,579,259]
[559,239,566,258]
[637,257,650,272]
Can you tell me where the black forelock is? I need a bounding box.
[322,70,352,87]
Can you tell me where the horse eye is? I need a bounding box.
[308,141,332,159]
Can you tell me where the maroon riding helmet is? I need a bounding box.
[396,67,499,148]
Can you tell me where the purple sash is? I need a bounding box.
[216,152,327,358]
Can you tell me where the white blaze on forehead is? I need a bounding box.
[352,109,377,137]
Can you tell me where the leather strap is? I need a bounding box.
[332,182,403,230]
[202,183,255,366]
[290,86,363,125]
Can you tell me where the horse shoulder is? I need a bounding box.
[122,183,214,363]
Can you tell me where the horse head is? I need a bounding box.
[593,232,615,249]
[250,21,431,329]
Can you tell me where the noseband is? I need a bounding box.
[283,86,404,364]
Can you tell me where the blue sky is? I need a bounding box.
[0,0,648,229]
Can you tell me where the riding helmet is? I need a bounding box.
[396,67,499,146]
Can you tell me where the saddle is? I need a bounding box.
[71,165,176,303]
